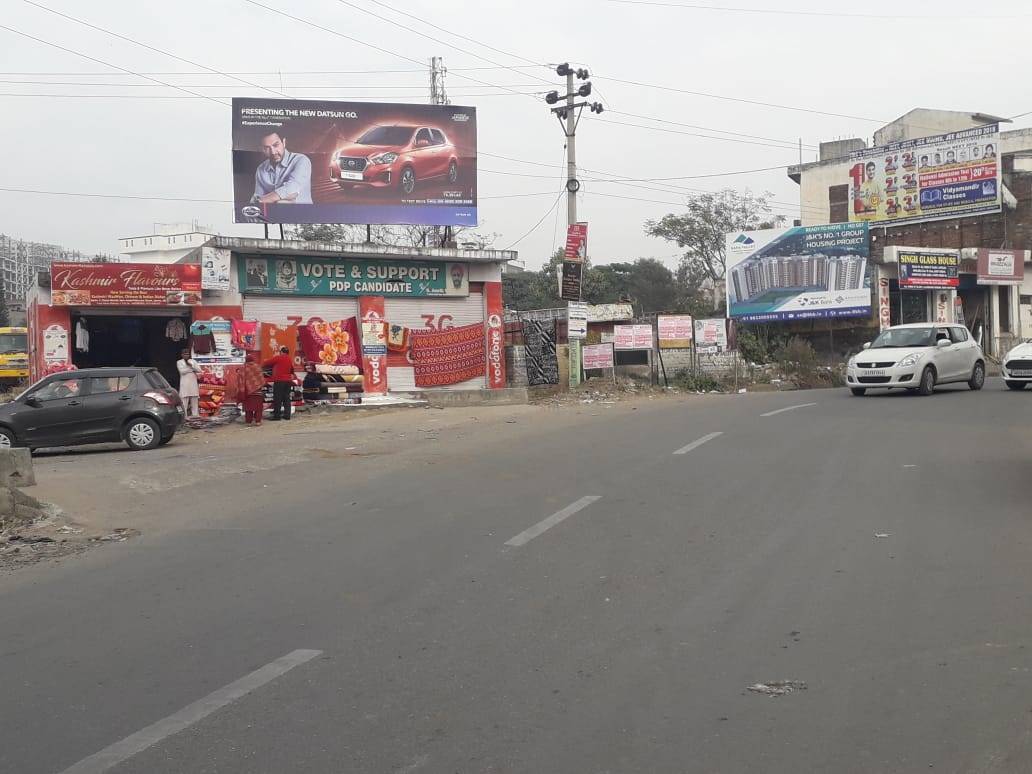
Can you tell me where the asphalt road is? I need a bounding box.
[4,381,1032,773]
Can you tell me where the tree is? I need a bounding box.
[645,189,784,283]
[288,223,498,249]
[592,259,676,315]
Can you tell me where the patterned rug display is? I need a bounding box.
[411,323,486,387]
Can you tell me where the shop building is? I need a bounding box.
[28,236,514,399]
[789,108,1032,356]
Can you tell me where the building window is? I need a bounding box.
[828,184,849,223]
[999,286,1012,332]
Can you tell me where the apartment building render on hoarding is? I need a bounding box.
[729,252,867,304]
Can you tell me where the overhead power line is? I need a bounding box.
[605,0,1030,20]
[606,110,817,149]
[0,65,551,76]
[504,192,565,250]
[0,22,228,106]
[18,0,288,98]
[335,0,555,88]
[0,91,537,100]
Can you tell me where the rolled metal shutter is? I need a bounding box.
[385,292,486,391]
[241,296,360,326]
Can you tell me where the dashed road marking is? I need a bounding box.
[673,432,723,455]
[761,402,818,417]
[505,496,602,548]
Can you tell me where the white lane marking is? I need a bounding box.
[761,402,818,417]
[58,649,322,774]
[673,431,723,455]
[505,496,602,548]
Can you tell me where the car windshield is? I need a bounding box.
[870,327,936,348]
[355,126,414,146]
[0,333,27,354]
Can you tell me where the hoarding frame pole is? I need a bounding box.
[263,224,269,240]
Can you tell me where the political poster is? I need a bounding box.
[583,343,615,370]
[201,247,231,291]
[232,98,477,226]
[564,223,588,262]
[614,324,653,350]
[693,318,728,354]
[848,124,1000,226]
[657,315,693,349]
[725,223,871,322]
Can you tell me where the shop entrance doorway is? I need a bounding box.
[888,280,929,326]
[70,313,190,388]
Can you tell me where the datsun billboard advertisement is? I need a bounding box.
[726,223,871,322]
[233,98,477,227]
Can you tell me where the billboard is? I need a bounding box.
[898,250,959,288]
[232,98,477,227]
[726,223,871,322]
[240,256,469,298]
[50,262,202,306]
[848,124,1000,226]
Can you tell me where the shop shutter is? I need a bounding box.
[384,292,486,391]
[241,296,360,326]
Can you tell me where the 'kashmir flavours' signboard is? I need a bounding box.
[50,262,202,306]
[240,256,470,297]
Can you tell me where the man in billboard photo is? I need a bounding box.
[252,131,312,205]
[859,161,882,215]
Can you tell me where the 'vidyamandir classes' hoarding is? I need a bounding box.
[848,124,1000,226]
[232,98,477,227]
[726,223,870,322]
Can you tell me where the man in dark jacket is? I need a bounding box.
[263,346,295,420]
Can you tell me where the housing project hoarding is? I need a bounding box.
[232,98,477,226]
[726,223,871,322]
[848,124,1000,226]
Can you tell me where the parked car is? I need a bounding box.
[846,323,985,396]
[1001,340,1032,390]
[0,367,184,452]
[329,124,460,196]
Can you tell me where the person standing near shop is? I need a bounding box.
[263,345,294,420]
[176,348,202,418]
[240,353,266,426]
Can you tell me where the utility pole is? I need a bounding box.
[429,57,451,248]
[545,63,603,389]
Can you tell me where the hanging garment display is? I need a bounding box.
[523,319,559,386]
[386,323,411,353]
[231,320,260,351]
[165,318,187,342]
[189,321,217,355]
[410,323,487,388]
[260,323,299,365]
[297,318,361,367]
[74,319,90,353]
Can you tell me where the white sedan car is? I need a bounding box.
[1002,340,1032,390]
[846,323,985,396]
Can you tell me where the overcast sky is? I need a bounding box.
[3,0,1031,269]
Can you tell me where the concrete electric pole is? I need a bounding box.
[545,63,603,388]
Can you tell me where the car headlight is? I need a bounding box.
[898,353,923,367]
[847,356,856,368]
[368,152,398,165]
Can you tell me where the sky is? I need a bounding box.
[2,0,1032,270]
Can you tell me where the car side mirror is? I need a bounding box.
[862,342,871,349]
[936,338,951,348]
[24,397,41,408]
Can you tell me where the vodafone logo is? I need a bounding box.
[488,314,502,328]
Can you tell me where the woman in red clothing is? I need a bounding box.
[240,353,266,426]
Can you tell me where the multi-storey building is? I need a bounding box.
[0,234,101,321]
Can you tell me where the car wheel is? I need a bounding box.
[1006,380,1027,391]
[968,361,985,391]
[125,418,161,451]
[917,366,936,396]
[400,167,416,195]
[447,161,458,184]
[0,427,19,448]
[850,387,866,396]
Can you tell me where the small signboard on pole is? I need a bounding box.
[560,261,582,301]
[564,223,588,262]
[657,315,693,349]
[613,324,653,350]
[567,301,588,339]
